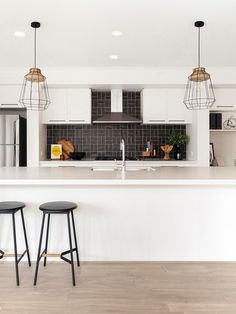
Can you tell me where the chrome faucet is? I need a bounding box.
[120,139,126,171]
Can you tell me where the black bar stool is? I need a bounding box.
[34,201,80,286]
[0,201,31,286]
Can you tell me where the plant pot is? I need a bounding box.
[174,144,183,160]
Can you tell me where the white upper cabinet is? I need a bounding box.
[42,88,91,124]
[0,86,21,108]
[211,88,236,111]
[43,88,67,123]
[167,88,192,124]
[141,89,167,123]
[141,88,192,124]
[67,88,91,124]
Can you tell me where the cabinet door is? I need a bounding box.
[211,88,236,111]
[141,89,167,124]
[167,88,192,124]
[0,86,21,108]
[42,88,67,124]
[67,88,91,124]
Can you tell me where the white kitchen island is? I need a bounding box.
[0,166,236,261]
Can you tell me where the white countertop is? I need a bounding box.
[40,160,197,166]
[1,166,236,186]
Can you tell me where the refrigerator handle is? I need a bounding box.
[13,120,16,166]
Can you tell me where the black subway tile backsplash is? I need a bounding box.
[46,91,186,160]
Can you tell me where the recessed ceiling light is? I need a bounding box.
[109,55,119,60]
[109,54,119,60]
[112,30,123,37]
[14,31,25,37]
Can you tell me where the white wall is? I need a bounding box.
[209,110,236,166]
[210,131,236,166]
[27,111,40,167]
[1,66,236,86]
[186,110,209,166]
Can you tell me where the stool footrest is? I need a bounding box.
[42,253,60,257]
[61,248,77,265]
[38,249,77,264]
[0,249,27,264]
[0,249,4,260]
[17,250,27,264]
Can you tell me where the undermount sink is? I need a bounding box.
[91,167,118,172]
[91,167,156,172]
[126,167,156,172]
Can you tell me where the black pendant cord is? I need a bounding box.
[34,27,37,68]
[194,21,204,68]
[198,26,201,68]
[31,21,40,68]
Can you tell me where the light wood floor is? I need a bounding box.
[1,262,236,314]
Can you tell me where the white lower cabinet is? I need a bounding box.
[42,88,91,124]
[141,88,192,124]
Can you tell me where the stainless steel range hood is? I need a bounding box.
[93,89,142,124]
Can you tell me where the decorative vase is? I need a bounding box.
[161,145,173,160]
[174,144,183,160]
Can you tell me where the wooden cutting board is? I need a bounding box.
[57,139,74,160]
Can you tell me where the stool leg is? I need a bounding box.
[71,210,80,267]
[67,212,75,286]
[20,209,31,267]
[12,212,19,286]
[43,214,50,267]
[34,213,46,286]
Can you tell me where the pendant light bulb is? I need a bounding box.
[19,21,51,111]
[183,21,215,110]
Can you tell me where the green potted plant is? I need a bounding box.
[167,132,189,160]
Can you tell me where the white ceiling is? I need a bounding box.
[1,0,236,68]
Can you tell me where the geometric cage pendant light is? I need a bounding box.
[19,22,51,111]
[183,21,216,110]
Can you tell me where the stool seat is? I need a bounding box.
[0,201,25,213]
[39,201,77,214]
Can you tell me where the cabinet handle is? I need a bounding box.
[216,105,234,108]
[68,119,85,122]
[168,119,185,122]
[148,119,165,122]
[49,119,66,122]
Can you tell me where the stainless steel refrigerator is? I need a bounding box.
[0,115,27,167]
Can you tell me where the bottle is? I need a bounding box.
[153,147,156,157]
